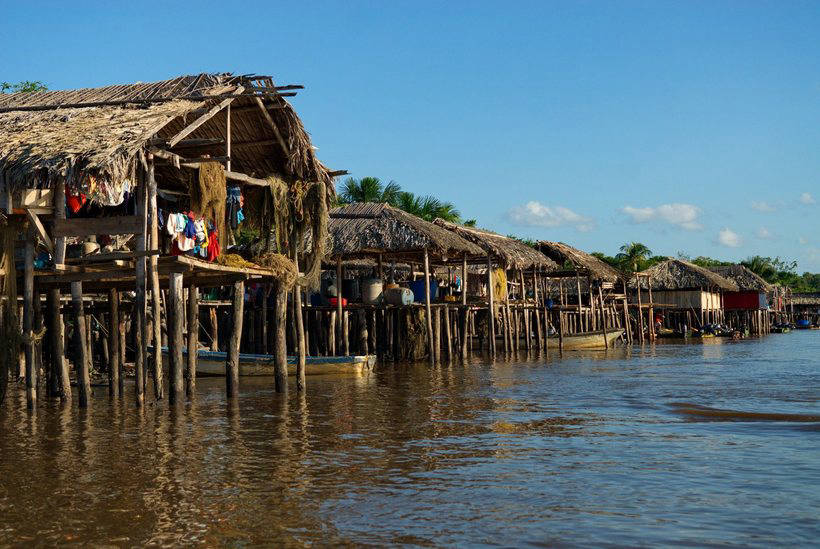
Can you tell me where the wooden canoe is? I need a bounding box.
[162,348,376,376]
[544,328,623,350]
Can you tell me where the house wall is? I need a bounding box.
[639,289,722,310]
[723,291,768,310]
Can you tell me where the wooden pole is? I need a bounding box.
[424,249,435,365]
[186,286,198,396]
[487,255,496,356]
[293,245,306,392]
[636,274,644,343]
[134,167,148,406]
[647,276,655,342]
[147,154,163,400]
[226,103,232,172]
[209,307,219,351]
[70,281,91,407]
[169,272,184,403]
[433,306,442,363]
[444,306,452,362]
[336,257,345,355]
[598,285,608,349]
[23,228,36,408]
[461,254,469,358]
[108,289,120,399]
[273,282,288,393]
[226,280,244,398]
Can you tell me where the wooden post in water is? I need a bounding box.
[598,285,609,349]
[647,276,655,342]
[23,228,36,408]
[461,254,469,358]
[50,179,70,402]
[134,167,148,407]
[209,307,219,351]
[226,280,244,398]
[71,281,91,407]
[635,274,644,344]
[423,249,435,365]
[186,286,198,396]
[486,255,496,356]
[108,289,120,399]
[336,258,345,355]
[293,245,306,392]
[444,306,452,362]
[147,154,163,400]
[433,306,441,364]
[169,272,184,404]
[273,281,288,393]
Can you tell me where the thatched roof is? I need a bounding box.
[327,202,483,261]
[708,265,772,292]
[535,241,622,282]
[432,219,558,271]
[634,259,738,291]
[791,293,820,306]
[0,73,332,205]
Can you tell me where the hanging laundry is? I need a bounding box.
[65,185,87,214]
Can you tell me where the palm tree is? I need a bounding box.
[397,193,461,222]
[616,242,652,273]
[338,177,402,205]
[741,256,777,282]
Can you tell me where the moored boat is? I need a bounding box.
[162,348,376,376]
[544,328,623,350]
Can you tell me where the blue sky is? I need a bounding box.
[3,1,818,270]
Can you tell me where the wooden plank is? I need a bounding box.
[52,216,143,238]
[22,189,53,208]
[167,87,244,147]
[64,249,160,264]
[25,209,54,253]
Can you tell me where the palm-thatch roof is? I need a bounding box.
[327,202,483,261]
[432,219,558,271]
[634,259,738,291]
[535,241,622,282]
[708,265,772,292]
[791,293,820,306]
[0,73,333,205]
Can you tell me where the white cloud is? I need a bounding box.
[717,227,742,248]
[506,201,594,232]
[751,201,776,212]
[620,203,702,230]
[800,192,816,205]
[756,227,772,239]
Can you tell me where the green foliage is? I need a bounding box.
[463,219,477,227]
[507,234,538,249]
[690,256,732,268]
[337,176,463,223]
[615,242,652,273]
[739,255,820,291]
[1,80,47,93]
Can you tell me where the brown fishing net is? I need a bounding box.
[191,162,226,248]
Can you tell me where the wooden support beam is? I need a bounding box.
[487,256,496,356]
[187,286,198,397]
[25,209,53,253]
[147,156,164,401]
[167,87,244,147]
[134,170,148,407]
[168,272,184,404]
[226,280,244,398]
[424,248,435,366]
[108,289,120,399]
[52,216,143,238]
[273,282,288,393]
[293,245,306,392]
[23,229,36,408]
[71,281,91,407]
[254,96,289,156]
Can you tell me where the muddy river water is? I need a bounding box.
[1,332,818,546]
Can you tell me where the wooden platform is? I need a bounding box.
[32,254,284,291]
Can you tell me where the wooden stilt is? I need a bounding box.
[423,249,435,365]
[71,281,91,407]
[461,254,469,358]
[293,245,306,392]
[636,274,644,344]
[487,255,496,356]
[226,280,244,398]
[186,286,198,397]
[147,155,163,400]
[444,306,452,362]
[209,307,219,351]
[433,306,442,364]
[23,230,36,408]
[134,168,148,407]
[169,272,184,403]
[108,289,120,399]
[598,285,608,349]
[273,282,287,393]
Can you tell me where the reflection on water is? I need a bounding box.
[1,333,818,546]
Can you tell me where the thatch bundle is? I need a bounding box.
[326,203,483,260]
[790,293,820,306]
[708,265,772,292]
[535,241,622,282]
[433,219,558,271]
[634,259,738,291]
[252,252,298,286]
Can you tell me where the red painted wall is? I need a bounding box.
[724,291,766,310]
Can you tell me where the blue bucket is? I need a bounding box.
[408,279,439,303]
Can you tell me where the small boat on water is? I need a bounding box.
[771,325,791,334]
[544,328,623,350]
[161,348,376,376]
